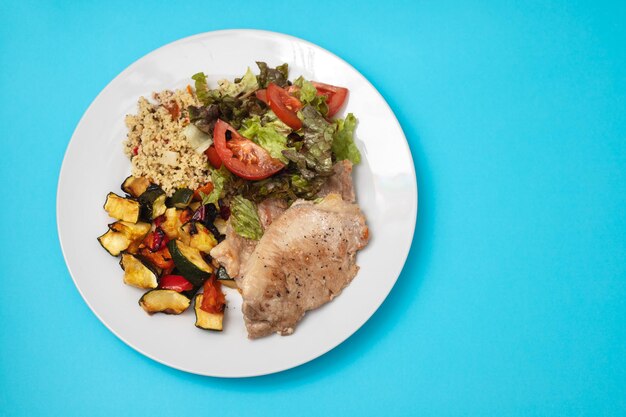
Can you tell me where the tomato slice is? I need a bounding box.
[213,119,284,180]
[267,83,303,130]
[159,275,194,292]
[311,81,348,117]
[204,145,222,169]
[201,275,225,314]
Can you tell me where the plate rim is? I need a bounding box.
[56,28,418,378]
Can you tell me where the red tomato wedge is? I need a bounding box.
[204,145,222,169]
[267,83,303,130]
[201,275,225,314]
[213,119,284,180]
[311,82,348,117]
[159,275,194,292]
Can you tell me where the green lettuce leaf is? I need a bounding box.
[240,116,292,163]
[217,67,259,97]
[293,77,328,116]
[200,166,232,205]
[230,195,263,240]
[256,62,289,88]
[289,174,326,199]
[191,72,211,105]
[332,113,361,164]
[261,111,292,136]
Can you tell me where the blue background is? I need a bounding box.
[1,1,625,416]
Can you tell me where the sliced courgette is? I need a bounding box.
[160,208,184,239]
[188,201,202,211]
[139,290,191,315]
[121,176,151,198]
[97,229,131,256]
[120,253,159,289]
[167,240,212,287]
[109,221,151,241]
[194,294,224,331]
[108,221,151,255]
[103,192,140,223]
[216,266,237,289]
[179,221,218,253]
[138,185,167,220]
[169,188,194,209]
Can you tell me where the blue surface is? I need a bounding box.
[1,1,625,415]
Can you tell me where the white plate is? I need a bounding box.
[57,30,417,377]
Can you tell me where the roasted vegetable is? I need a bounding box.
[97,229,131,256]
[179,221,218,253]
[139,245,174,270]
[103,192,140,223]
[159,274,194,292]
[109,221,151,242]
[139,290,190,315]
[191,204,223,242]
[103,221,151,256]
[138,185,167,220]
[195,276,225,331]
[194,294,224,331]
[121,176,151,198]
[167,240,212,287]
[141,228,168,252]
[120,253,159,289]
[160,208,184,239]
[216,266,237,289]
[168,188,194,208]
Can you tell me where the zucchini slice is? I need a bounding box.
[108,221,151,255]
[120,253,159,289]
[103,192,140,223]
[167,240,212,287]
[138,185,167,220]
[179,221,218,253]
[161,208,184,240]
[97,229,131,256]
[139,290,190,315]
[216,266,237,289]
[121,176,151,198]
[109,221,151,241]
[194,294,224,331]
[169,188,194,209]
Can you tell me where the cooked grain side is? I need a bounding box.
[124,89,210,196]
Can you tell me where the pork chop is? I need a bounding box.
[210,198,288,279]
[239,193,369,338]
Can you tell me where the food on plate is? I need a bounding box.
[235,194,368,338]
[123,90,209,195]
[97,62,368,338]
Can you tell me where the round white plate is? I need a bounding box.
[57,29,417,377]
